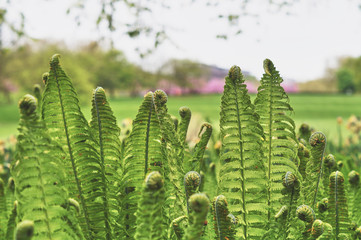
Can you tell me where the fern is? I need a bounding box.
[218,65,268,239]
[184,171,201,214]
[254,59,299,217]
[347,170,361,225]
[154,89,186,220]
[5,200,17,240]
[304,132,326,209]
[13,94,84,239]
[296,204,315,239]
[171,215,187,240]
[327,171,350,238]
[134,171,166,240]
[183,193,210,240]
[178,106,192,144]
[89,87,122,238]
[15,220,34,240]
[322,154,337,198]
[297,143,310,181]
[121,91,165,237]
[190,123,212,173]
[0,178,6,238]
[212,195,236,240]
[316,223,334,240]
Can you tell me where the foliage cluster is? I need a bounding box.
[0,54,361,240]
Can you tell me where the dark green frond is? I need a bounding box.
[219,65,268,239]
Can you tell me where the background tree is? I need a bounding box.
[336,69,355,94]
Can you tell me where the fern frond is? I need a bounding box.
[0,178,6,238]
[304,132,326,209]
[316,223,334,239]
[254,59,299,218]
[13,94,84,239]
[89,87,122,238]
[219,65,268,239]
[121,91,165,238]
[33,83,42,115]
[323,154,337,198]
[178,106,191,144]
[296,204,316,239]
[189,123,212,173]
[171,215,187,240]
[327,171,350,238]
[154,90,186,220]
[42,55,116,239]
[5,200,17,240]
[297,143,309,181]
[184,171,201,214]
[348,170,361,225]
[311,219,324,239]
[212,195,236,240]
[183,193,210,240]
[134,171,166,240]
[15,220,34,240]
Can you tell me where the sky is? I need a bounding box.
[3,0,361,82]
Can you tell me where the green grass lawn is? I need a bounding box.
[1,93,360,143]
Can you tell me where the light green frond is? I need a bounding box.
[219,65,268,239]
[121,91,165,238]
[212,195,236,240]
[89,87,122,239]
[178,106,191,144]
[188,123,212,173]
[135,171,166,240]
[304,132,326,209]
[154,89,186,220]
[183,193,210,240]
[42,55,110,239]
[327,171,350,238]
[13,94,84,240]
[254,59,299,219]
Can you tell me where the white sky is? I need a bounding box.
[3,0,361,82]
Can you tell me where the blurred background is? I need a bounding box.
[0,0,361,153]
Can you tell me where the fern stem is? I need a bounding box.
[267,74,273,222]
[335,171,339,239]
[54,66,92,239]
[93,87,112,240]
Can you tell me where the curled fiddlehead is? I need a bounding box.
[184,193,210,240]
[184,171,201,214]
[305,132,326,209]
[178,106,191,144]
[328,171,350,238]
[275,205,288,220]
[171,215,187,240]
[348,170,361,225]
[317,198,329,214]
[212,195,236,240]
[296,205,315,223]
[135,171,166,240]
[311,219,324,238]
[15,220,34,240]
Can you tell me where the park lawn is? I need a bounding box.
[1,93,360,143]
